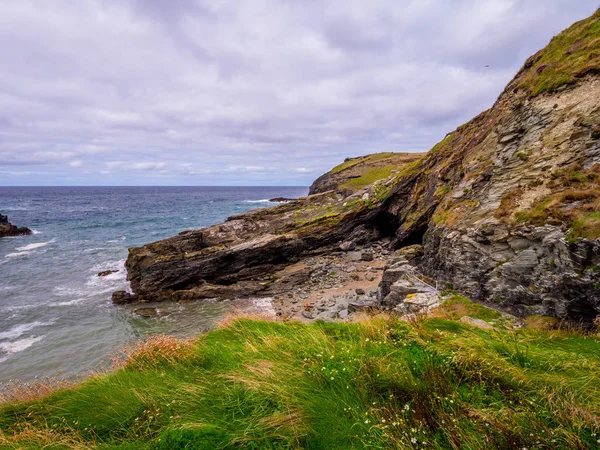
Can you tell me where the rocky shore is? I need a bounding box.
[0,214,32,238]
[115,10,600,324]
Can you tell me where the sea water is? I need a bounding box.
[0,186,307,383]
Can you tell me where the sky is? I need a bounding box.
[0,1,598,186]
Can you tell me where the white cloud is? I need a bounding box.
[0,0,597,185]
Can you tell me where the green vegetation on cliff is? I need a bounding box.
[2,303,599,449]
[517,8,600,96]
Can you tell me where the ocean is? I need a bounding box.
[0,186,307,384]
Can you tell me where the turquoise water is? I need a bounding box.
[0,186,307,383]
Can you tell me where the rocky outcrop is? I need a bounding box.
[0,214,32,238]
[121,10,600,322]
[122,190,388,303]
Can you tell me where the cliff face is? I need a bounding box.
[122,10,600,321]
[371,10,600,321]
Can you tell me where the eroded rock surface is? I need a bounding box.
[121,11,600,322]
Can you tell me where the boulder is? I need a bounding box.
[459,316,493,330]
[98,270,119,277]
[112,291,135,305]
[0,215,32,238]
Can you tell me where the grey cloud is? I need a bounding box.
[0,0,598,185]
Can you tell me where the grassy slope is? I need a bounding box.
[326,153,425,191]
[516,8,600,96]
[1,298,599,449]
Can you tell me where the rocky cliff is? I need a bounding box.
[120,10,600,322]
[0,214,31,238]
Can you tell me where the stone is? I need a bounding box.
[98,270,119,277]
[348,299,378,314]
[348,251,363,262]
[361,251,374,261]
[340,241,357,251]
[134,307,159,318]
[112,291,134,305]
[459,316,493,330]
[355,288,365,295]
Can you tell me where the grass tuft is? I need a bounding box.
[1,306,600,449]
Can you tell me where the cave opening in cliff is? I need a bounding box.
[566,299,598,327]
[371,212,428,248]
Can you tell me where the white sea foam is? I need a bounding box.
[5,251,31,258]
[0,321,54,340]
[31,229,42,235]
[16,240,53,251]
[49,298,86,307]
[243,199,272,203]
[0,335,45,361]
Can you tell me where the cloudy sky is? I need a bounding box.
[0,1,597,186]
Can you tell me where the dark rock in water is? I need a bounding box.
[0,214,32,238]
[134,307,160,318]
[269,197,296,203]
[98,270,119,277]
[112,291,134,305]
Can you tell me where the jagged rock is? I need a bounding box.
[120,11,600,323]
[112,291,134,305]
[339,241,356,251]
[361,251,374,261]
[355,288,365,295]
[0,215,32,238]
[393,293,441,315]
[394,245,423,262]
[98,270,119,277]
[348,298,378,314]
[348,251,363,262]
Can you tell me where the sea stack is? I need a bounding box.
[0,214,32,238]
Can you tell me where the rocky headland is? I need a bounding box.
[116,10,600,325]
[0,214,32,238]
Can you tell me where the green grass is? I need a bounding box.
[340,165,397,190]
[1,311,600,449]
[518,9,600,96]
[330,153,397,174]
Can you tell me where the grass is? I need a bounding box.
[1,304,600,449]
[341,165,397,190]
[510,164,600,239]
[517,8,600,96]
[331,153,398,174]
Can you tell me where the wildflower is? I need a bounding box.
[403,404,410,411]
[411,437,417,444]
[381,419,386,423]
